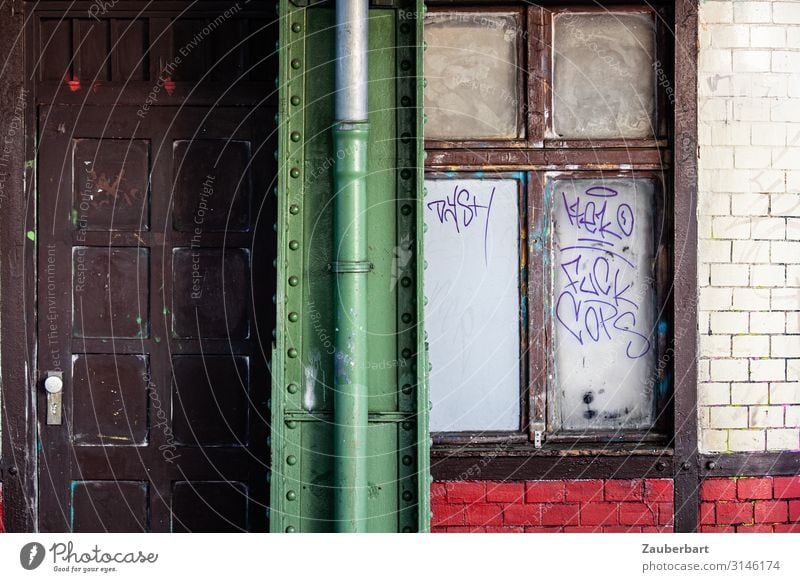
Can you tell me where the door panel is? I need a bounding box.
[37,105,274,532]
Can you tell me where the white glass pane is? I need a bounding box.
[551,177,657,430]
[552,13,656,139]
[424,12,520,140]
[424,178,520,431]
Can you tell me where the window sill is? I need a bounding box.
[430,443,674,481]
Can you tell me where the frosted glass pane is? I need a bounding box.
[551,178,657,430]
[552,13,655,139]
[424,179,520,431]
[424,12,519,140]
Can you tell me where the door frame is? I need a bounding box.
[3,0,282,533]
[0,2,38,533]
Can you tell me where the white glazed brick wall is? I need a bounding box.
[699,1,800,453]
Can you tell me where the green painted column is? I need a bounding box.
[272,0,429,533]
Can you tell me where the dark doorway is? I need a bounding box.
[31,3,276,532]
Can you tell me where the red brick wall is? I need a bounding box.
[700,477,800,533]
[431,479,674,533]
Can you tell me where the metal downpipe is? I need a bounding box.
[333,0,369,533]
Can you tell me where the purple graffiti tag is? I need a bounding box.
[482,187,496,267]
[585,186,618,198]
[613,311,652,359]
[560,256,581,291]
[427,183,496,267]
[556,291,583,345]
[559,246,635,269]
[617,203,634,237]
[555,183,651,359]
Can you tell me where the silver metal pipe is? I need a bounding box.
[333,0,370,532]
[335,0,369,122]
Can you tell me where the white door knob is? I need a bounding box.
[44,376,64,394]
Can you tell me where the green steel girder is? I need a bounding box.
[271,0,428,533]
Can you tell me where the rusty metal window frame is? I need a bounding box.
[424,0,675,451]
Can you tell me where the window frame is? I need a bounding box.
[424,172,529,441]
[424,0,677,450]
[536,169,673,443]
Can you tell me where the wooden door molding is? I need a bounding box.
[0,2,38,533]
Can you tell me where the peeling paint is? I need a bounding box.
[303,350,322,411]
[335,350,353,385]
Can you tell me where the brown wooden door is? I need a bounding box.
[36,104,274,532]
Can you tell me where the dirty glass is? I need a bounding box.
[552,13,656,139]
[424,12,520,140]
[424,178,520,431]
[551,177,657,430]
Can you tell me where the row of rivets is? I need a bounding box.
[396,6,422,532]
[279,3,307,535]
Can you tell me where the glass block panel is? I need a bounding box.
[551,177,657,430]
[552,13,656,139]
[424,12,520,140]
[423,178,521,431]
